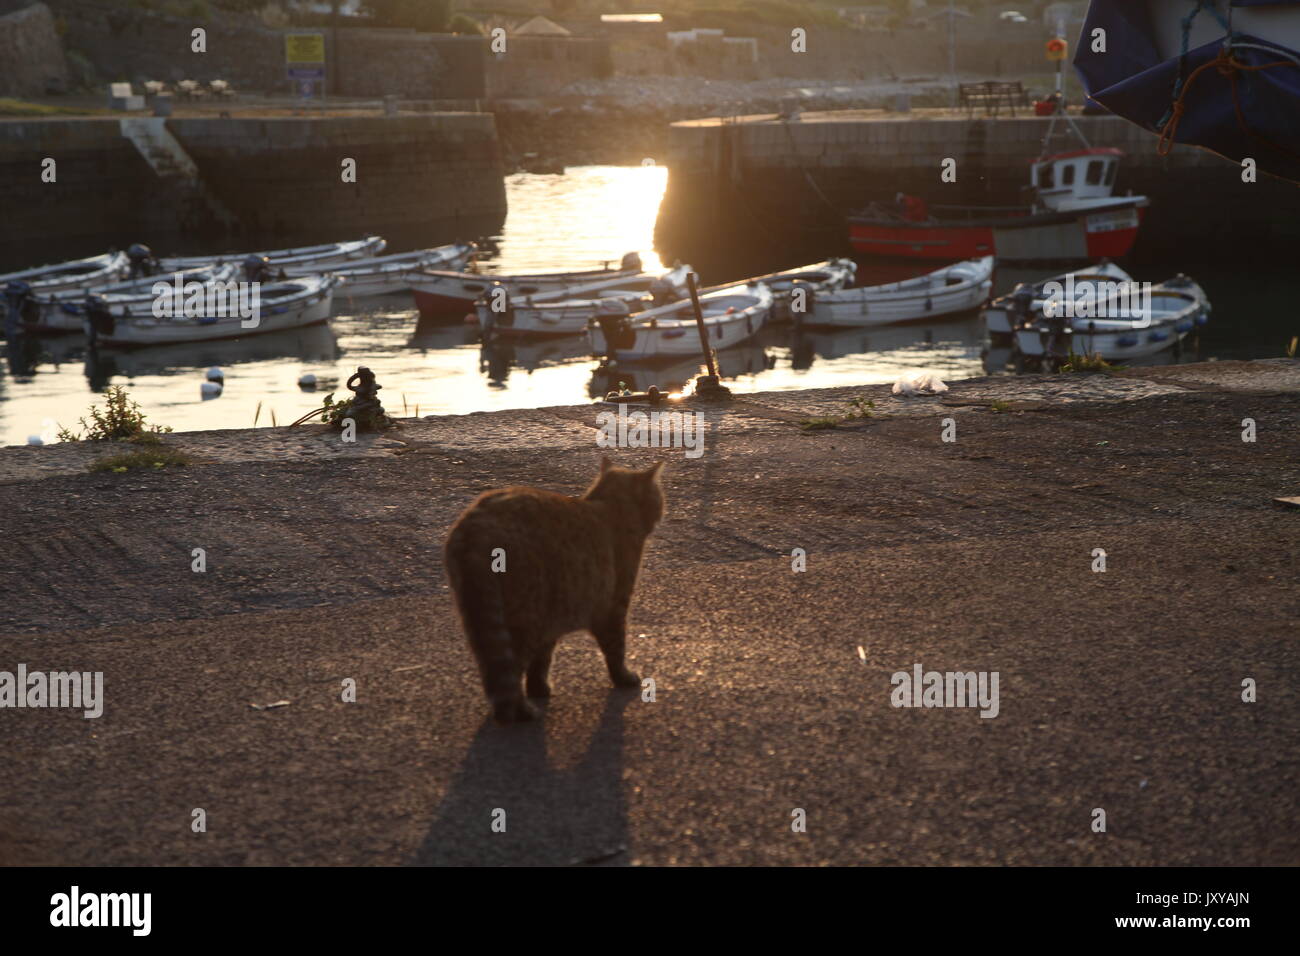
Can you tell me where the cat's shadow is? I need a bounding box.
[410,690,635,866]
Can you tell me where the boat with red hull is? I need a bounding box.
[849,146,1148,264]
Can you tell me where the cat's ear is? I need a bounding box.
[644,461,664,482]
[600,455,613,474]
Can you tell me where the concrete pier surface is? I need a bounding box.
[1,360,1297,866]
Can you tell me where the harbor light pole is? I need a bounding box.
[948,0,957,108]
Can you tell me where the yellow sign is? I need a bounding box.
[285,34,325,64]
[1046,36,1068,61]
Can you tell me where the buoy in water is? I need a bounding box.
[200,381,223,400]
[206,366,224,382]
[298,373,317,389]
[27,435,44,446]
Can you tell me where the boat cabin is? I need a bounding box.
[1032,147,1122,209]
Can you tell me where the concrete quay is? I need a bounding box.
[1,360,1296,865]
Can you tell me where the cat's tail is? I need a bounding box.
[446,531,523,723]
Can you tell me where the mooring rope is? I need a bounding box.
[1156,46,1300,160]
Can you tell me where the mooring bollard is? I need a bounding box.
[336,366,395,431]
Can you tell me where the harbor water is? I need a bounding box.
[0,164,1291,447]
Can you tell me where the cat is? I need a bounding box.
[444,457,665,725]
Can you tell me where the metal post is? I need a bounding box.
[686,272,730,398]
[687,272,717,379]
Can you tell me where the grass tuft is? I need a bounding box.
[1060,351,1121,374]
[800,417,841,431]
[89,446,191,473]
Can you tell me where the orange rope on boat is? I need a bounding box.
[1156,48,1300,160]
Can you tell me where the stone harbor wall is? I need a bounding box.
[332,29,487,100]
[32,0,585,100]
[0,3,71,97]
[0,115,507,256]
[46,0,284,92]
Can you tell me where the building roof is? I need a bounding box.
[514,15,571,36]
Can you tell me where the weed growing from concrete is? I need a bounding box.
[800,397,873,431]
[800,417,840,431]
[1060,351,1122,374]
[57,386,172,442]
[89,446,191,474]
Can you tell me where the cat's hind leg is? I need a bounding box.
[592,617,640,688]
[470,632,535,725]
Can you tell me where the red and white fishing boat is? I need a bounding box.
[849,146,1148,264]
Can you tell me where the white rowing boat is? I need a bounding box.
[476,264,693,338]
[805,256,993,327]
[29,264,242,334]
[587,281,773,362]
[984,260,1133,336]
[159,236,385,272]
[84,275,338,348]
[746,258,858,321]
[1,251,128,296]
[1013,280,1209,361]
[285,241,475,297]
[410,252,646,318]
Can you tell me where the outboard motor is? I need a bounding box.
[1041,306,1070,364]
[647,275,679,307]
[1009,282,1036,329]
[127,243,158,278]
[619,252,643,273]
[242,254,272,283]
[82,293,116,345]
[594,299,634,358]
[480,282,514,338]
[3,280,35,338]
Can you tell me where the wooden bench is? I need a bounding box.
[958,80,1029,118]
